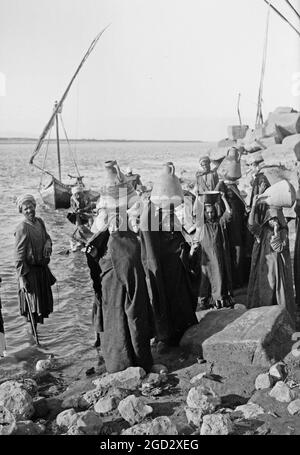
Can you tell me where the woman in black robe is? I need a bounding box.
[140,201,197,347]
[86,205,153,374]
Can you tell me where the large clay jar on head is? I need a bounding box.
[101,160,137,210]
[151,162,184,209]
[103,160,125,187]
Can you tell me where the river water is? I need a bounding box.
[0,139,210,377]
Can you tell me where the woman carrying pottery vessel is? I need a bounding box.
[216,179,247,289]
[140,162,197,349]
[247,194,296,318]
[86,160,153,373]
[14,194,56,335]
[193,191,233,310]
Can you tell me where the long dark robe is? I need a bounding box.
[140,202,197,346]
[87,229,153,374]
[294,203,300,307]
[14,218,56,324]
[247,218,296,320]
[197,210,232,302]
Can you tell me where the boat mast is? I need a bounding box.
[54,101,62,182]
[29,25,110,169]
[256,2,271,127]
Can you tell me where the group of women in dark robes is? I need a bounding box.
[12,154,299,375]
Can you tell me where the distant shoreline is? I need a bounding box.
[0,138,205,144]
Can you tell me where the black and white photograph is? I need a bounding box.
[1,0,300,443]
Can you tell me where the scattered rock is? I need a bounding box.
[122,416,177,435]
[0,405,16,435]
[75,410,103,435]
[235,403,265,419]
[94,396,117,414]
[79,388,105,408]
[141,373,162,388]
[149,416,178,435]
[287,399,300,415]
[200,413,234,435]
[234,304,247,311]
[255,424,271,435]
[190,372,207,384]
[56,409,79,430]
[66,425,85,435]
[20,379,38,397]
[93,367,146,391]
[269,362,288,382]
[269,381,295,403]
[0,381,34,420]
[36,359,52,372]
[186,385,221,415]
[150,364,168,374]
[185,407,203,427]
[255,373,274,390]
[33,396,49,418]
[94,389,128,415]
[118,395,153,425]
[61,395,82,411]
[14,420,46,435]
[45,397,62,413]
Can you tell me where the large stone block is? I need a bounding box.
[283,134,300,161]
[202,306,295,368]
[180,307,246,356]
[265,112,300,138]
[261,145,297,167]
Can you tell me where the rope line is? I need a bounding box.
[59,114,81,177]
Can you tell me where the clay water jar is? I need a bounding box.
[151,162,184,209]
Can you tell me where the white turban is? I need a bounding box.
[16,194,36,213]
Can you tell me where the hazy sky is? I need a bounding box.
[0,0,300,140]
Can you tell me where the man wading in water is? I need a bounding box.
[14,194,56,341]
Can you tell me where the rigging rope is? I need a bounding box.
[263,0,300,37]
[284,0,300,21]
[39,125,53,189]
[59,114,81,177]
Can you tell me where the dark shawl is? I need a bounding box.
[197,209,233,301]
[247,209,296,320]
[140,202,197,346]
[86,229,153,373]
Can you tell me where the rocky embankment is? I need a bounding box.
[1,303,300,436]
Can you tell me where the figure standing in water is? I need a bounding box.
[14,194,56,338]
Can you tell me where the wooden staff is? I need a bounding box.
[24,289,40,346]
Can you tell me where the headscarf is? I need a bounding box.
[16,194,36,213]
[199,155,210,165]
[262,206,287,229]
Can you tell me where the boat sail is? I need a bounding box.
[29,26,110,209]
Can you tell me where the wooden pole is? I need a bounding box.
[55,102,62,182]
[237,93,242,126]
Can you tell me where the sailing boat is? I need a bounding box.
[29,27,110,209]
